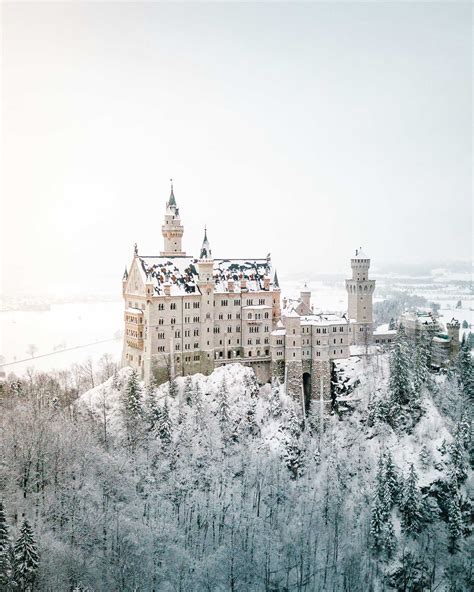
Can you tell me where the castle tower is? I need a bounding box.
[197,226,215,375]
[345,248,375,345]
[447,318,460,358]
[300,283,311,310]
[161,180,186,256]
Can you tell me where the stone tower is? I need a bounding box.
[197,227,215,375]
[446,318,460,358]
[161,180,186,256]
[346,248,375,344]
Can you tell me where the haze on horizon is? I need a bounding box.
[2,1,472,297]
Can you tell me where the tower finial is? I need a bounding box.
[200,225,211,259]
[168,178,176,207]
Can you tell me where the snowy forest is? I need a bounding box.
[0,329,472,591]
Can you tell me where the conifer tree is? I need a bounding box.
[246,398,259,436]
[123,369,141,421]
[447,493,463,553]
[0,501,13,589]
[389,326,413,406]
[400,464,423,536]
[13,519,39,592]
[145,382,161,432]
[384,451,399,504]
[218,376,231,429]
[383,519,397,557]
[282,406,301,439]
[184,376,193,406]
[457,334,473,401]
[269,378,282,418]
[414,332,431,392]
[158,398,172,445]
[168,378,178,399]
[282,436,304,479]
[449,423,468,483]
[419,444,432,470]
[244,372,259,398]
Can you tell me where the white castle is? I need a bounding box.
[122,182,386,409]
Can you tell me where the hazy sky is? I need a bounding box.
[2,1,472,296]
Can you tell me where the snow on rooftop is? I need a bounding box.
[136,256,276,296]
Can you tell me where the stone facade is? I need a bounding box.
[122,183,378,414]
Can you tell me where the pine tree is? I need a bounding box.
[384,451,400,504]
[383,519,397,557]
[414,333,430,392]
[370,489,386,550]
[184,376,193,406]
[282,436,304,479]
[449,423,468,483]
[13,519,39,592]
[447,494,463,553]
[389,326,413,406]
[218,376,231,429]
[145,383,161,432]
[457,334,473,401]
[123,369,141,420]
[400,464,423,536]
[158,398,172,445]
[269,378,282,418]
[246,398,259,436]
[244,372,259,398]
[0,501,13,589]
[282,406,301,439]
[168,378,178,399]
[419,444,432,470]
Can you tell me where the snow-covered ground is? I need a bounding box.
[0,300,123,375]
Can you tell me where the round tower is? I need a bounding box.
[300,282,311,310]
[345,247,376,345]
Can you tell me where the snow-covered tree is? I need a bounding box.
[158,397,172,445]
[0,501,13,589]
[13,519,39,592]
[400,464,423,536]
[389,326,413,407]
[269,378,282,418]
[282,436,304,479]
[419,443,432,470]
[217,376,231,430]
[122,369,141,420]
[447,494,463,553]
[184,376,193,406]
[457,334,473,401]
[243,373,259,398]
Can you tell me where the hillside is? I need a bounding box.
[0,337,472,591]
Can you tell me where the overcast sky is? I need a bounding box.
[2,1,472,296]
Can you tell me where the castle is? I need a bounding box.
[122,183,380,409]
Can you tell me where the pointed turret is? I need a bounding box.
[123,266,128,281]
[168,179,177,207]
[161,179,186,256]
[200,225,212,259]
[273,269,280,289]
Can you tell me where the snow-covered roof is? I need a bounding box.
[125,307,144,314]
[373,323,396,335]
[135,256,276,296]
[301,313,348,326]
[352,248,369,259]
[271,329,286,336]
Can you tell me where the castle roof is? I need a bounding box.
[352,247,369,259]
[135,255,276,296]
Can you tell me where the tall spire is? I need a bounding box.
[273,269,280,288]
[168,178,176,207]
[200,225,212,259]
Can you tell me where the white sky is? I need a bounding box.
[2,1,472,296]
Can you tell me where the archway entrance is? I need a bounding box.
[303,372,311,413]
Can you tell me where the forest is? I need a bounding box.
[0,329,472,591]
